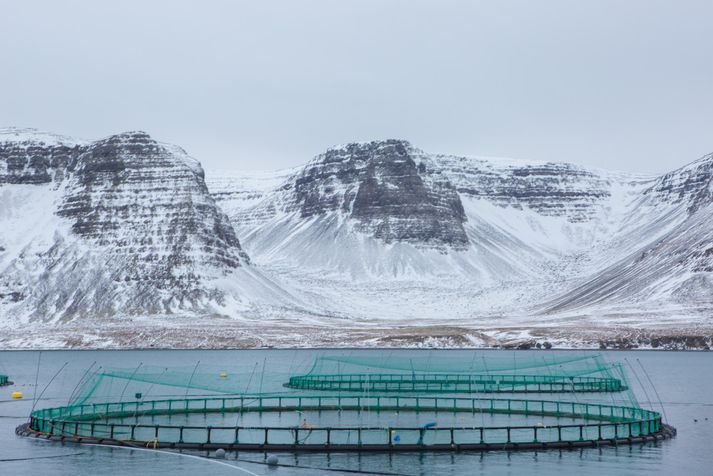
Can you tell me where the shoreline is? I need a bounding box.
[0,323,710,351]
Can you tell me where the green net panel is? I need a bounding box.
[287,353,629,394]
[0,374,8,386]
[68,364,283,407]
[285,373,623,393]
[304,353,613,374]
[26,394,667,451]
[20,353,673,452]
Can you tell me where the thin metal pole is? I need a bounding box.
[30,362,69,418]
[185,361,201,399]
[625,358,652,412]
[119,362,144,402]
[258,358,266,394]
[637,359,668,424]
[66,361,97,406]
[31,351,42,416]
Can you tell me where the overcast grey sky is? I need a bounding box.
[2,0,712,173]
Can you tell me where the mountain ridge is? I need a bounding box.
[0,129,711,348]
[209,139,713,332]
[0,128,301,324]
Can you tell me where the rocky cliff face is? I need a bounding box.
[210,140,713,328]
[58,131,248,270]
[2,128,712,345]
[212,140,629,280]
[544,153,713,314]
[644,153,713,212]
[0,128,85,184]
[218,141,623,246]
[428,154,614,223]
[0,128,260,322]
[288,140,468,248]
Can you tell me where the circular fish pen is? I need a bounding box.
[18,353,676,453]
[21,394,673,452]
[285,373,624,393]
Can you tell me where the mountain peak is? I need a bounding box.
[327,139,413,152]
[0,127,85,147]
[318,140,418,165]
[0,128,254,322]
[95,130,156,145]
[646,151,713,211]
[261,137,470,249]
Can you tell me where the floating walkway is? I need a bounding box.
[20,395,673,452]
[285,373,625,393]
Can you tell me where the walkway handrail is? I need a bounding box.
[29,394,662,449]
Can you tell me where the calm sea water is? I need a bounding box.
[0,349,711,475]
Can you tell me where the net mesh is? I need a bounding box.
[69,353,638,408]
[27,352,666,450]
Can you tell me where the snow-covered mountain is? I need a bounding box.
[0,129,710,348]
[544,153,713,315]
[209,140,713,348]
[213,140,644,284]
[0,128,299,326]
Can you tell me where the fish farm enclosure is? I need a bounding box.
[19,353,675,452]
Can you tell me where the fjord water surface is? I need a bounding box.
[0,349,710,475]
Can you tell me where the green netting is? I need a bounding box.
[0,374,8,386]
[68,353,638,406]
[29,395,663,449]
[286,373,623,393]
[288,353,631,395]
[70,363,281,407]
[65,363,259,403]
[305,353,612,375]
[26,352,668,452]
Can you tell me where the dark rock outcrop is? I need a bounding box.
[0,128,83,184]
[58,131,248,270]
[644,153,713,212]
[288,140,469,248]
[0,129,251,320]
[430,155,613,223]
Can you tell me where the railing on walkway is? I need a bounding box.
[29,395,661,448]
[285,373,624,393]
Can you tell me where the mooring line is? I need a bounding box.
[230,456,412,475]
[0,452,85,462]
[85,435,411,476]
[48,426,411,476]
[82,443,260,475]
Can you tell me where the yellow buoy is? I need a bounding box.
[219,371,228,379]
[11,391,23,399]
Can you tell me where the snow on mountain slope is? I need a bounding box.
[543,153,713,315]
[208,140,713,328]
[208,167,299,217]
[0,129,301,323]
[545,205,713,315]
[211,141,488,280]
[1,128,711,348]
[210,140,644,282]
